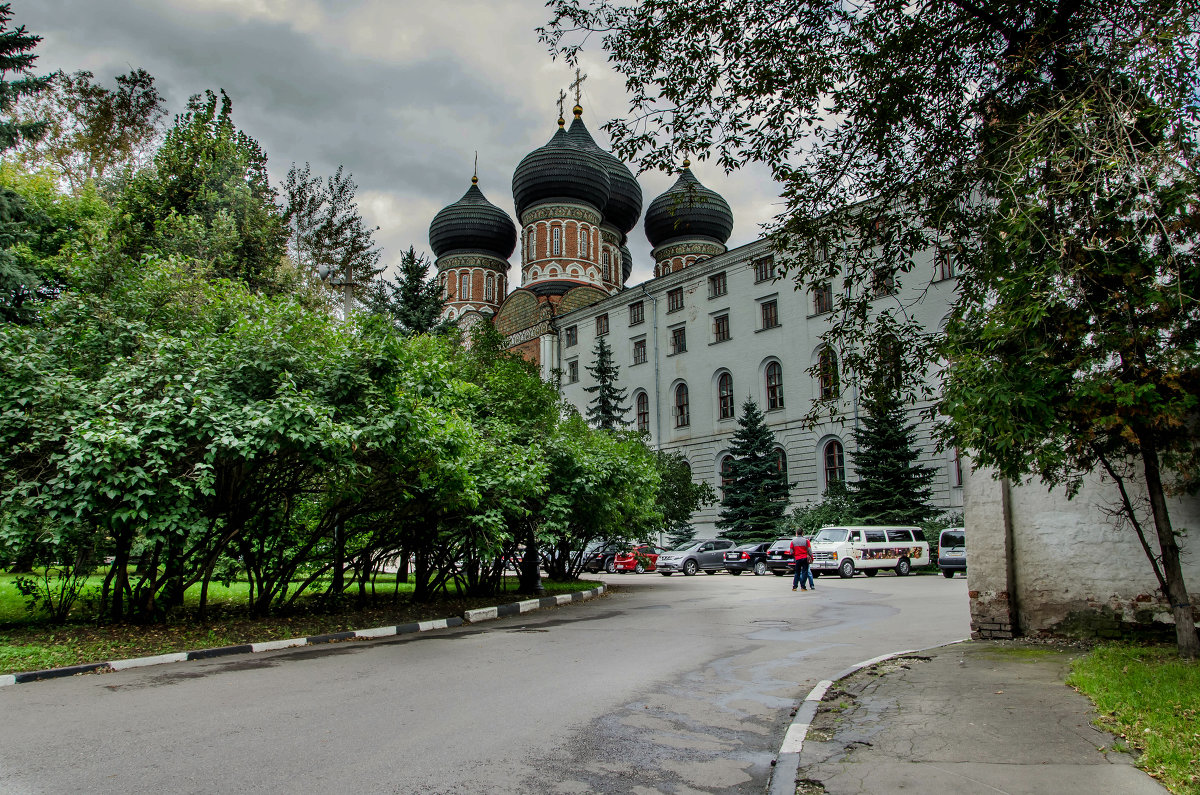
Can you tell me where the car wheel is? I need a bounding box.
[942,569,955,578]
[605,558,617,574]
[896,558,911,576]
[838,559,855,578]
[753,561,767,576]
[683,559,698,576]
[660,572,672,576]
[863,568,878,577]
[635,562,645,574]
[729,569,742,575]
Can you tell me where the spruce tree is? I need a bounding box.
[716,398,789,542]
[848,385,937,525]
[361,246,443,334]
[0,4,49,153]
[583,336,630,430]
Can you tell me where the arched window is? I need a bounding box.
[552,226,562,256]
[766,361,784,410]
[719,455,734,499]
[439,273,447,298]
[718,372,735,420]
[775,447,789,490]
[459,272,470,300]
[674,383,690,427]
[485,273,495,302]
[602,250,611,282]
[581,227,590,258]
[528,227,536,260]
[636,391,650,433]
[824,440,845,487]
[819,349,839,399]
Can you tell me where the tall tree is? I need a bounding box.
[716,398,789,542]
[655,450,716,547]
[359,246,443,334]
[848,384,938,525]
[115,90,287,291]
[544,0,1200,657]
[14,69,166,193]
[583,336,630,430]
[0,3,49,153]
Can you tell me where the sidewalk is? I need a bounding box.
[788,640,1168,795]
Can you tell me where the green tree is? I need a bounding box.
[544,0,1200,657]
[0,3,49,153]
[848,384,938,526]
[655,450,716,546]
[14,68,165,194]
[583,336,630,430]
[716,398,789,542]
[360,245,444,334]
[115,89,287,291]
[782,480,856,538]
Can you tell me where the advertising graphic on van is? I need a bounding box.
[809,526,930,578]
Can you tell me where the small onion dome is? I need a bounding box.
[620,244,633,282]
[512,110,612,218]
[429,178,517,259]
[566,115,642,234]
[644,165,733,249]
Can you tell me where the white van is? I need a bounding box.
[809,526,930,578]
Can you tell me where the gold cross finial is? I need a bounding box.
[472,151,478,185]
[556,89,567,126]
[570,67,588,105]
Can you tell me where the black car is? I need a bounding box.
[723,542,771,576]
[765,538,799,576]
[581,541,625,574]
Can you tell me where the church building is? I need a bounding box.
[428,104,962,537]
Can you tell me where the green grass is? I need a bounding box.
[0,572,600,676]
[1067,644,1200,795]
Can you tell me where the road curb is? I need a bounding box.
[0,584,606,688]
[767,638,970,795]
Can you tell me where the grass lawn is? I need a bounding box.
[0,572,602,676]
[1067,644,1200,795]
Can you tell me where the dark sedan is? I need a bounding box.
[765,538,798,576]
[581,541,625,574]
[723,542,771,576]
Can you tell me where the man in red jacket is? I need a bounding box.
[790,533,814,591]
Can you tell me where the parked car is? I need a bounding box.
[656,538,735,575]
[809,526,930,578]
[613,544,667,573]
[581,541,626,574]
[723,542,771,576]
[765,538,798,576]
[937,527,966,578]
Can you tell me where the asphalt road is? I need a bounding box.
[0,570,969,794]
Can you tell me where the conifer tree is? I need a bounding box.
[583,336,629,430]
[0,4,49,153]
[716,398,789,542]
[360,246,443,334]
[848,384,937,526]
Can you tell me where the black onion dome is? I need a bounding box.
[429,181,517,259]
[566,116,642,234]
[620,244,633,282]
[512,119,611,219]
[644,168,734,248]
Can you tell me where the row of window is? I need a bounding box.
[524,223,592,261]
[563,299,782,350]
[440,271,502,303]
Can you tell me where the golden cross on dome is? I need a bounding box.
[570,67,588,105]
[556,89,567,124]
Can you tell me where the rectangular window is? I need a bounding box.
[753,257,774,283]
[564,325,578,347]
[670,325,687,355]
[938,250,958,281]
[632,338,647,365]
[712,313,730,343]
[567,360,579,383]
[813,282,833,315]
[708,271,727,298]
[596,313,609,336]
[628,301,644,326]
[872,269,897,297]
[761,300,780,330]
[667,287,684,313]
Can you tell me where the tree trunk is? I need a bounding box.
[1140,441,1198,659]
[517,525,545,596]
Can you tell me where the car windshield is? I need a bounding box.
[814,528,849,543]
[670,541,701,552]
[940,531,965,548]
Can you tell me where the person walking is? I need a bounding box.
[790,533,814,591]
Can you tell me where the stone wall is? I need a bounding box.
[964,459,1200,640]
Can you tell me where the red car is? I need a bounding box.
[613,544,667,573]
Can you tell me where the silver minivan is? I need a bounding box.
[657,538,735,576]
[938,527,966,578]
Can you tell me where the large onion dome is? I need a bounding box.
[512,109,612,219]
[429,178,517,259]
[566,111,642,234]
[620,244,633,282]
[644,165,733,249]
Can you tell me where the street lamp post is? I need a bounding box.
[317,261,356,320]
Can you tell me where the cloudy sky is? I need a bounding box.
[14,0,782,287]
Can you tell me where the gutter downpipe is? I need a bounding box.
[640,283,662,450]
